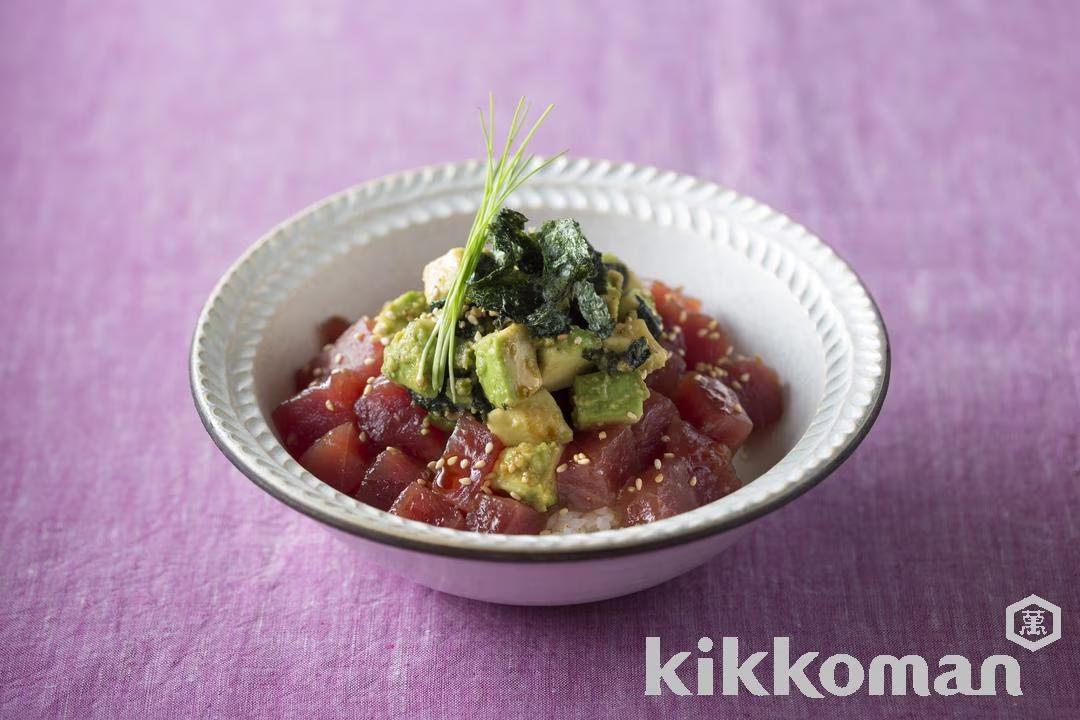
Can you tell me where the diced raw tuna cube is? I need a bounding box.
[354,377,448,462]
[318,315,352,346]
[665,419,740,505]
[651,280,702,328]
[293,316,383,391]
[298,421,377,495]
[615,456,698,527]
[273,369,369,456]
[726,357,783,429]
[630,392,680,469]
[434,416,504,509]
[680,312,732,369]
[326,316,384,377]
[673,372,754,451]
[556,424,636,511]
[646,340,687,397]
[465,494,548,535]
[357,447,431,511]
[390,482,465,528]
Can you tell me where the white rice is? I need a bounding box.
[545,506,616,534]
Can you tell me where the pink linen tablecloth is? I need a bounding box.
[1,1,1077,718]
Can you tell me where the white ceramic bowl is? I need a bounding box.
[190,158,889,605]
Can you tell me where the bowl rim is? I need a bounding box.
[190,157,890,563]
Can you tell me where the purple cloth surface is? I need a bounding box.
[1,1,1077,718]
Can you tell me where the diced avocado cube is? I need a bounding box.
[422,247,464,303]
[474,323,542,408]
[602,268,624,321]
[490,441,561,512]
[571,371,650,429]
[603,251,644,293]
[603,317,669,373]
[453,340,475,373]
[373,290,427,339]
[618,287,657,322]
[381,316,436,397]
[486,389,573,446]
[537,328,602,391]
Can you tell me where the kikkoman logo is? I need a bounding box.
[645,595,1061,697]
[644,637,1022,697]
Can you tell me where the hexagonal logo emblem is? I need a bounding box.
[1006,594,1061,651]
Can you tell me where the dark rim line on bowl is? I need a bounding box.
[190,161,891,563]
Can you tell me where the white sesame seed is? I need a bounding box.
[460,459,470,469]
[697,328,708,338]
[474,459,486,469]
[324,400,335,411]
[598,431,607,439]
[663,452,674,459]
[661,435,670,442]
[363,385,372,396]
[734,403,745,414]
[626,411,638,420]
[741,372,751,383]
[459,477,472,485]
[635,478,643,490]
[364,357,375,366]
[420,428,430,436]
[379,337,390,346]
[575,457,591,465]
[690,476,698,486]
[556,463,568,473]
[653,458,662,470]
[559,507,568,515]
[435,458,446,469]
[654,474,664,483]
[359,432,368,443]
[509,491,521,501]
[446,456,458,466]
[484,441,494,454]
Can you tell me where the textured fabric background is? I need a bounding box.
[1,1,1077,718]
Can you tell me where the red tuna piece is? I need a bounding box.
[354,377,448,462]
[726,357,783,429]
[673,372,754,451]
[318,315,352,346]
[465,494,548,535]
[390,482,465,529]
[630,392,680,469]
[298,421,378,496]
[556,424,636,511]
[326,316,384,377]
[293,316,383,391]
[357,447,431,511]
[680,311,733,369]
[615,456,698,527]
[646,341,687,398]
[273,369,369,456]
[434,416,504,509]
[651,280,702,328]
[665,419,740,505]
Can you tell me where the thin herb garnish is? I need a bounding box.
[421,96,564,399]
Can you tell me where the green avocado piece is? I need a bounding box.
[486,389,573,446]
[381,316,436,397]
[490,441,561,512]
[373,290,427,339]
[602,268,624,321]
[537,327,602,391]
[473,323,542,408]
[571,371,650,429]
[618,287,657,322]
[603,317,668,373]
